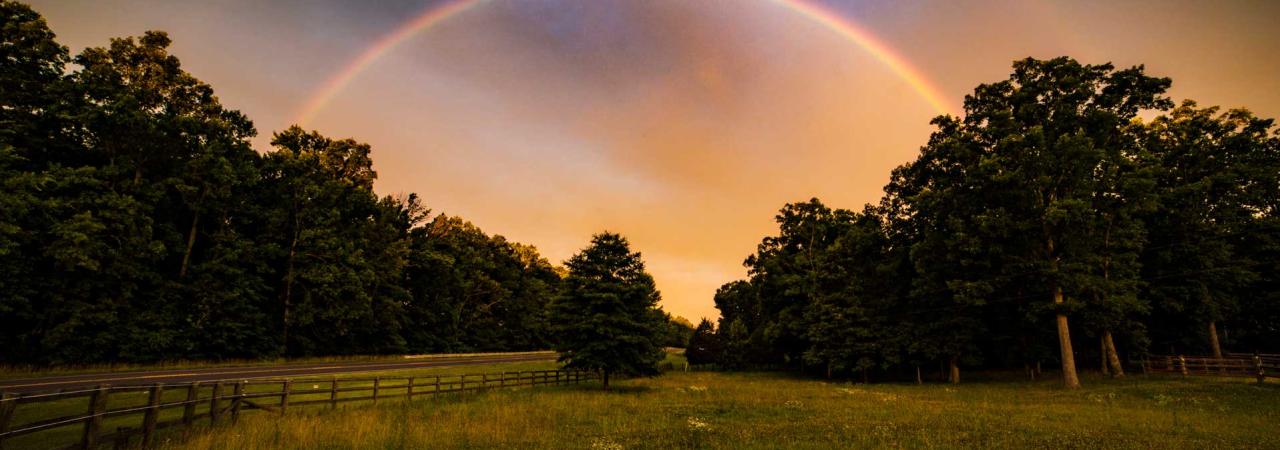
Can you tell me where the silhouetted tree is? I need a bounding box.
[549,232,665,389]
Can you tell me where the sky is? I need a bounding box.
[30,0,1280,322]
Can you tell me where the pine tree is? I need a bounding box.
[549,232,665,389]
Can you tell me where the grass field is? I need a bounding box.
[153,360,1278,449]
[5,359,560,449]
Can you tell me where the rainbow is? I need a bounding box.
[293,0,956,125]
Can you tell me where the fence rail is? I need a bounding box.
[1144,354,1278,382]
[0,369,595,449]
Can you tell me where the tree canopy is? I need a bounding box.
[709,58,1279,387]
[0,2,564,364]
[549,232,667,388]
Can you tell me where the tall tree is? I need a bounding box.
[948,58,1171,387]
[1139,102,1278,356]
[262,127,405,355]
[549,232,665,389]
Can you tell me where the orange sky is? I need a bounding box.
[31,0,1280,322]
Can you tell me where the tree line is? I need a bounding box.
[0,2,691,365]
[694,57,1279,387]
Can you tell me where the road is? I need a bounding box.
[0,352,557,394]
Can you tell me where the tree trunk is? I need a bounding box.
[1100,336,1111,377]
[948,356,960,384]
[179,211,200,279]
[1208,321,1223,358]
[1103,330,1125,378]
[1047,220,1080,388]
[602,370,610,390]
[281,227,299,355]
[1055,310,1080,388]
[916,366,922,385]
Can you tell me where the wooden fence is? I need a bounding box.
[1144,354,1279,382]
[0,369,595,450]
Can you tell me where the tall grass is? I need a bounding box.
[5,360,559,449]
[160,370,1279,449]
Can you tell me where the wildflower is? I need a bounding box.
[590,437,623,450]
[687,417,711,431]
[688,385,707,392]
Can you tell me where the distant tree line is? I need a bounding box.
[703,58,1279,387]
[0,2,691,365]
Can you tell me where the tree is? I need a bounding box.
[1139,102,1278,356]
[883,115,995,384]
[549,232,665,389]
[0,0,74,362]
[401,215,559,353]
[261,127,407,355]
[942,57,1171,387]
[660,314,696,348]
[686,319,721,366]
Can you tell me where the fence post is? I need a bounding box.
[183,382,199,427]
[460,375,467,394]
[1257,356,1266,384]
[0,391,19,450]
[280,380,292,415]
[330,377,339,409]
[209,383,222,426]
[407,377,415,398]
[81,384,110,450]
[1178,355,1188,376]
[372,378,380,404]
[231,381,245,424]
[434,376,441,395]
[141,383,163,448]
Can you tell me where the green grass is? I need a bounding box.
[4,359,559,449]
[153,366,1277,449]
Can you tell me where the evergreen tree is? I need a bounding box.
[549,232,665,389]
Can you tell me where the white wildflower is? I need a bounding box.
[687,417,711,431]
[590,437,623,450]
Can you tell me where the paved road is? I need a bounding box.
[0,353,557,394]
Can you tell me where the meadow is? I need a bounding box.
[3,359,561,450]
[156,361,1278,449]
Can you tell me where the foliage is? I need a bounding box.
[0,2,560,364]
[685,319,720,365]
[715,57,1278,385]
[549,232,666,387]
